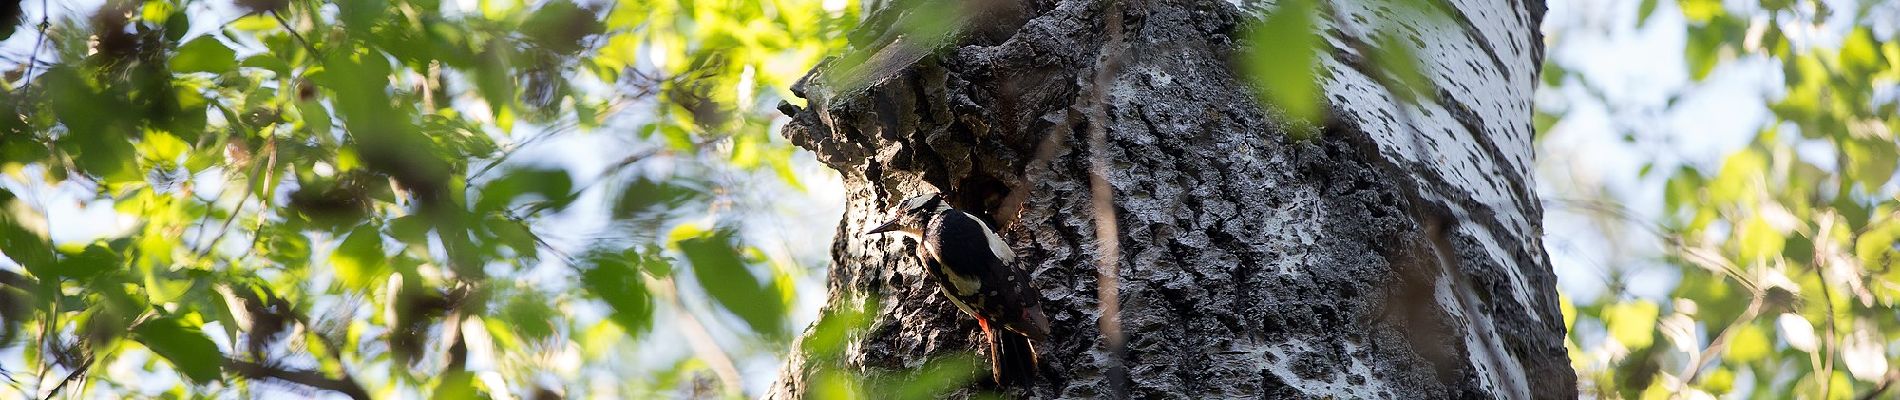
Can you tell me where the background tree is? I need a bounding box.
[765,0,1575,397]
[0,0,858,397]
[1540,0,1900,397]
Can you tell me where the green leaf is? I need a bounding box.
[1856,220,1899,271]
[1605,300,1660,349]
[485,216,538,259]
[580,250,653,337]
[55,242,122,280]
[1840,28,1878,74]
[1710,149,1765,205]
[1243,0,1323,126]
[1,217,53,278]
[475,167,574,213]
[239,54,292,76]
[1725,324,1769,363]
[229,15,278,31]
[612,178,701,219]
[500,292,557,341]
[1736,215,1784,264]
[681,231,785,335]
[132,315,223,384]
[1636,0,1659,27]
[1842,137,1898,192]
[332,223,388,289]
[173,37,238,74]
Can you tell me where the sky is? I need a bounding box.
[0,0,1813,396]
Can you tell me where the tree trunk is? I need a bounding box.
[767,0,1574,397]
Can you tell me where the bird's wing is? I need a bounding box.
[927,210,1045,337]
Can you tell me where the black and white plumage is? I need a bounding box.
[868,192,1050,386]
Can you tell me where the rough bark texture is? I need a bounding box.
[767,0,1575,397]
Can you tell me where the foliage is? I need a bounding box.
[0,0,882,397]
[1542,0,1900,398]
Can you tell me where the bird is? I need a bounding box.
[867,192,1051,387]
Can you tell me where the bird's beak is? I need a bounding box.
[867,219,901,235]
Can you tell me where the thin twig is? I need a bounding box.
[1675,296,1762,392]
[19,0,50,87]
[1857,370,1900,400]
[269,10,321,58]
[198,137,275,256]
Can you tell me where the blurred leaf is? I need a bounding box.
[1243,0,1323,125]
[1,217,53,277]
[681,230,784,335]
[230,14,278,31]
[500,291,557,341]
[1855,220,1899,270]
[1370,32,1434,102]
[1710,149,1764,205]
[1842,137,1897,192]
[430,371,480,400]
[476,167,573,213]
[580,250,653,337]
[612,178,701,219]
[1606,300,1660,349]
[1680,0,1722,23]
[55,242,122,280]
[173,37,238,74]
[132,315,223,384]
[1636,0,1659,27]
[1736,215,1784,264]
[1726,324,1769,362]
[522,0,603,54]
[878,355,981,400]
[333,223,389,289]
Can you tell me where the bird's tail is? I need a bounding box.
[988,326,1040,387]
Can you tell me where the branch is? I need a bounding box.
[19,0,50,87]
[270,10,321,58]
[36,357,92,400]
[222,358,370,400]
[0,268,36,289]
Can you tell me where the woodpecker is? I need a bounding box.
[868,192,1051,386]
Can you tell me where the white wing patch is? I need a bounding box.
[959,212,1015,263]
[923,238,984,296]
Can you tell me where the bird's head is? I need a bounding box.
[866,192,948,238]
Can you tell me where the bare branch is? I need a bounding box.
[222,358,371,400]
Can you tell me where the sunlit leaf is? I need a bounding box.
[1736,215,1784,264]
[1606,300,1660,349]
[333,223,389,290]
[1242,0,1323,125]
[1725,324,1769,363]
[173,37,238,74]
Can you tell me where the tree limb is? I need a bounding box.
[221,358,371,400]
